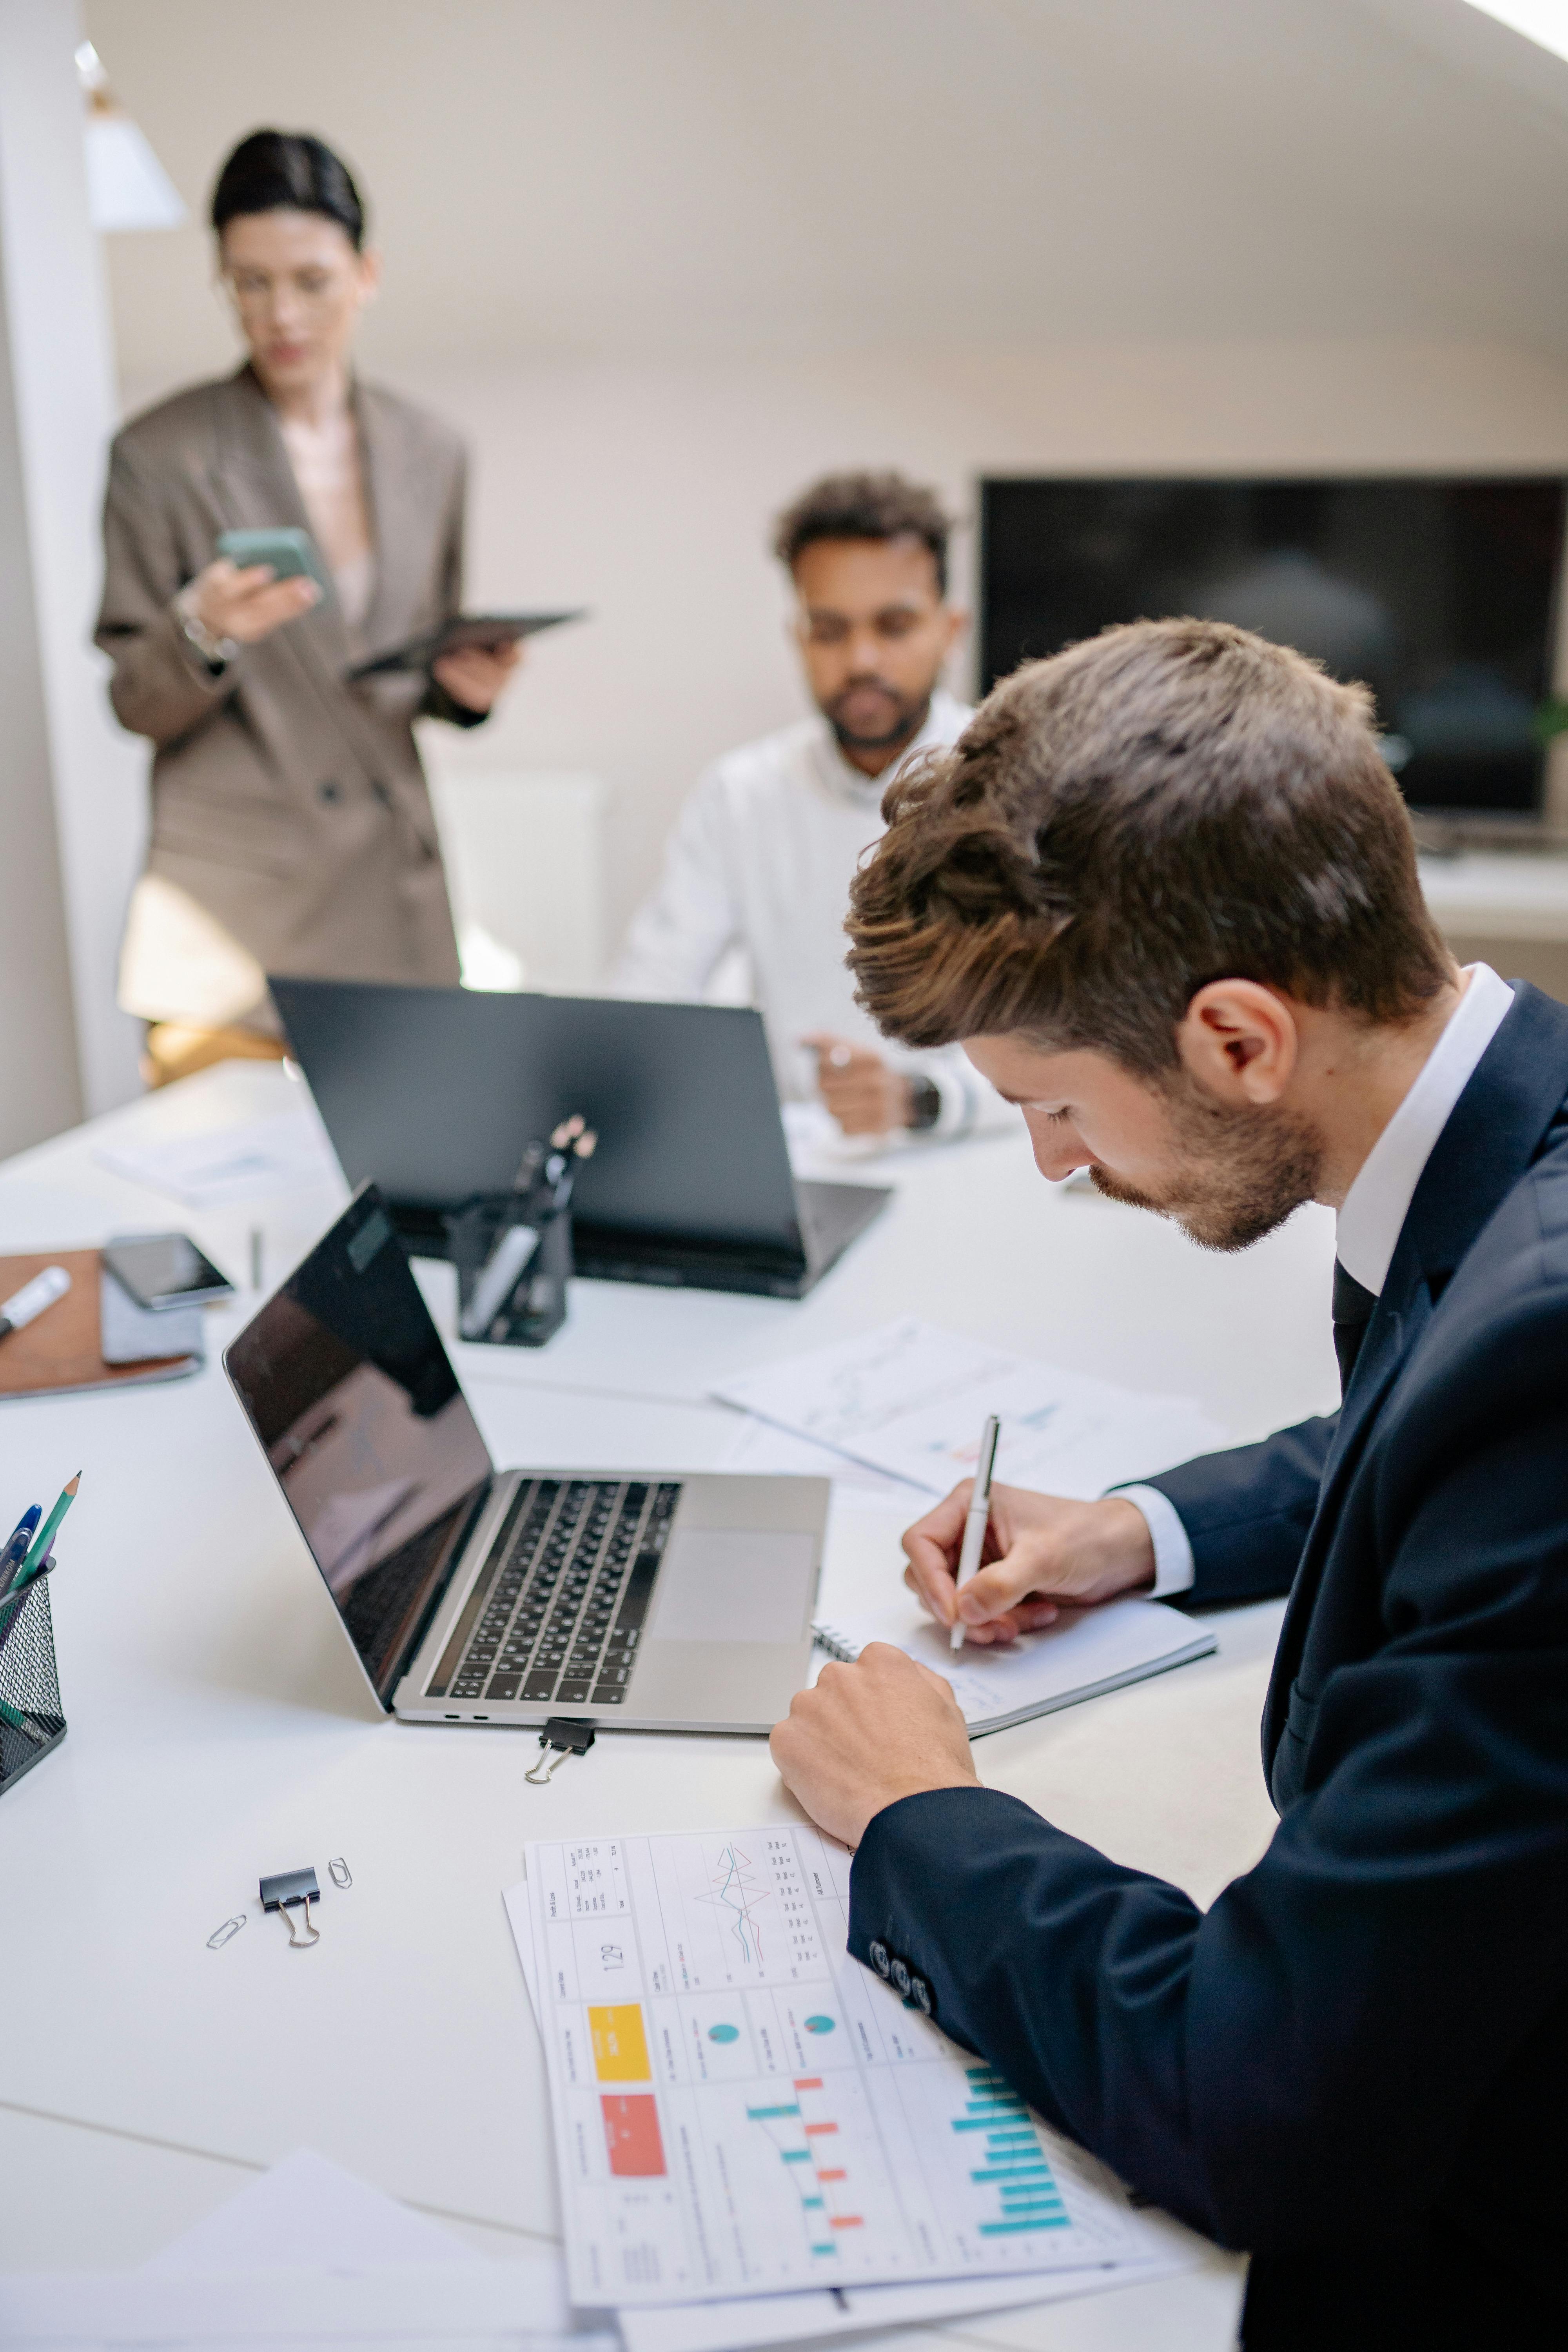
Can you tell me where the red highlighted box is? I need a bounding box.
[816,2167,848,2181]
[829,2215,864,2229]
[794,2077,824,2091]
[804,2121,838,2136]
[601,2093,666,2178]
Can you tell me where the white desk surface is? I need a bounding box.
[0,1063,1340,2348]
[1418,846,1568,940]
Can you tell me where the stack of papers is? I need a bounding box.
[507,1822,1194,2347]
[0,2148,610,2349]
[94,1115,340,1210]
[712,1318,1222,1502]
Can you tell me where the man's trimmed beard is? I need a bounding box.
[823,680,931,754]
[1088,1073,1324,1252]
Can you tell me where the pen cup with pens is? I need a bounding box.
[446,1118,597,1350]
[0,1478,77,1795]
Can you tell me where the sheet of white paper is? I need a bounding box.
[0,2261,608,2347]
[613,2248,1190,2352]
[503,1891,1191,2352]
[715,1411,920,1507]
[95,1117,340,1210]
[514,1828,1158,2310]
[714,1318,1223,1497]
[811,1597,1214,1733]
[143,2146,483,2274]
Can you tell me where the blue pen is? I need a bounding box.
[0,1507,40,1599]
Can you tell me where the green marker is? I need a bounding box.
[13,1473,78,1591]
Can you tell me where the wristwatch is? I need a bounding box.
[906,1076,943,1131]
[175,588,237,675]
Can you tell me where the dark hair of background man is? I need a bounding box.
[211,129,367,249]
[846,616,1453,1076]
[773,471,953,597]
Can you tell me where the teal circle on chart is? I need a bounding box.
[804,2015,836,2034]
[708,2023,740,2043]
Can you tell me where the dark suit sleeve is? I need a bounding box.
[1141,1413,1337,1605]
[849,1284,1568,2253]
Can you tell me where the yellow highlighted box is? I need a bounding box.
[590,2003,652,2082]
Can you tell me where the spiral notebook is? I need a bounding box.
[811,1595,1216,1736]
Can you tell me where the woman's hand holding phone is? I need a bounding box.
[185,556,319,647]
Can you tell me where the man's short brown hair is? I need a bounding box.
[772,470,953,596]
[846,617,1451,1076]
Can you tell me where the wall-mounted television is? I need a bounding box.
[979,477,1568,817]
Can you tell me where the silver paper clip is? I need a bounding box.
[260,1866,321,1948]
[525,1718,597,1785]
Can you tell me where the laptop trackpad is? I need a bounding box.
[650,1531,815,1644]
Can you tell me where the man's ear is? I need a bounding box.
[1176,980,1298,1106]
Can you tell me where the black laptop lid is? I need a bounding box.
[224,1187,493,1709]
[269,979,805,1252]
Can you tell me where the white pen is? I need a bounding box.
[951,1412,1001,1651]
[0,1264,71,1341]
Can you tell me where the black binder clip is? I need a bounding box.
[260,1865,321,1948]
[525,1717,596,1786]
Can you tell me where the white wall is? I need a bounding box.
[318,335,1568,960]
[0,0,145,1128]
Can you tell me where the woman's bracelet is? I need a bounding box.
[174,585,237,674]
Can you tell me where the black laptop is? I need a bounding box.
[269,977,890,1299]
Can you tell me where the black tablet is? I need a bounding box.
[347,610,586,680]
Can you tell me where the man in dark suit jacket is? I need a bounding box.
[771,618,1568,2346]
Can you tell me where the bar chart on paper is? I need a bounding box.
[523,1824,1151,2307]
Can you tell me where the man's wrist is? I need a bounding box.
[1109,1485,1194,1596]
[853,1771,980,1850]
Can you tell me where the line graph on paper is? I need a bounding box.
[697,1843,771,1966]
[662,1833,827,1988]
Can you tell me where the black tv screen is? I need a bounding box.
[979,477,1567,815]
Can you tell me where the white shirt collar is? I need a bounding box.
[812,686,970,806]
[1336,962,1514,1297]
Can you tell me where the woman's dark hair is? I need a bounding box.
[210,131,366,249]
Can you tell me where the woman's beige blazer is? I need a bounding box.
[97,364,482,1026]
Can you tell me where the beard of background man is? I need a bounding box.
[1088,1070,1325,1252]
[822,669,935,758]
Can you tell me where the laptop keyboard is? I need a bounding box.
[436,1478,680,1710]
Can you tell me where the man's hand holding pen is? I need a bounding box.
[902,1483,1158,1644]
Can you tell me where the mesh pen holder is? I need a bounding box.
[446,1194,572,1349]
[0,1569,65,1795]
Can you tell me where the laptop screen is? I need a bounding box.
[225,1188,494,1706]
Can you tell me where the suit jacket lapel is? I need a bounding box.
[1261,982,1568,1775]
[354,380,432,655]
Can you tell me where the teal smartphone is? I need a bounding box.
[216,526,332,596]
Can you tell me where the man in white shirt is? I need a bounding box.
[768,617,1568,2345]
[611,470,997,1139]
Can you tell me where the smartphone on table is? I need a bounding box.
[215,527,332,597]
[102,1233,236,1312]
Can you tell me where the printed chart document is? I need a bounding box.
[505,1897,1193,2352]
[521,1822,1159,2309]
[812,1597,1215,1734]
[713,1318,1222,1498]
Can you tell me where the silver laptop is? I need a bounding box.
[223,1186,826,1734]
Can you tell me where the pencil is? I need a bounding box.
[15,1473,79,1588]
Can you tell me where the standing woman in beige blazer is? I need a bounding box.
[97,130,519,1084]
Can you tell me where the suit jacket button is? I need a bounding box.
[868,1940,891,1978]
[890,1956,911,1996]
[910,1976,932,2016]
[317,779,341,804]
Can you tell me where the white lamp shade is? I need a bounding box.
[84,113,186,233]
